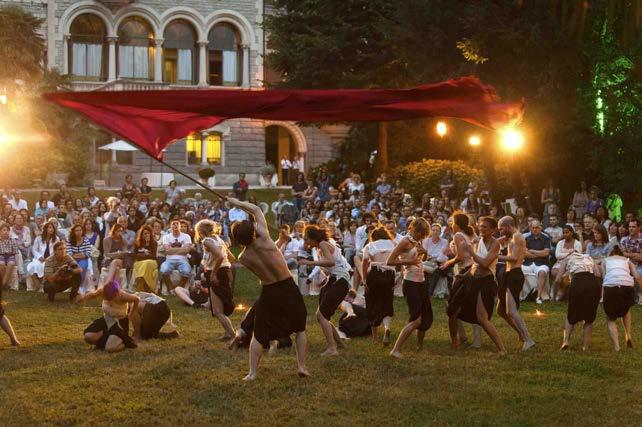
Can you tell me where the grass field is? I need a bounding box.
[1,270,642,427]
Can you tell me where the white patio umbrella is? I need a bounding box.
[98,139,138,185]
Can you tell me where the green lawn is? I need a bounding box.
[1,271,641,426]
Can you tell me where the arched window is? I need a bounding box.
[186,132,222,165]
[163,20,197,85]
[69,14,107,81]
[117,17,154,80]
[204,133,222,164]
[208,23,240,86]
[186,132,201,165]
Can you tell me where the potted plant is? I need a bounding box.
[197,167,216,186]
[258,163,276,187]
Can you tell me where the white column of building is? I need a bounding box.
[198,41,208,86]
[107,37,117,81]
[242,44,250,87]
[154,38,163,83]
[200,131,208,165]
[62,34,70,74]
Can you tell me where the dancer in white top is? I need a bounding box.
[301,225,352,356]
[443,213,478,348]
[386,218,431,358]
[359,225,397,344]
[601,246,640,351]
[195,219,236,341]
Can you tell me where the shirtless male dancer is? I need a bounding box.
[226,197,309,381]
[497,216,535,351]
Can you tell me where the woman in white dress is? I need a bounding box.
[26,222,58,291]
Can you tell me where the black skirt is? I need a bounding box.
[140,300,171,340]
[205,267,235,316]
[318,276,350,321]
[240,304,292,348]
[84,317,133,350]
[458,274,497,325]
[403,279,433,332]
[253,277,307,347]
[339,304,371,337]
[498,268,524,313]
[446,272,471,317]
[603,286,635,320]
[189,288,209,305]
[365,268,395,326]
[567,272,602,325]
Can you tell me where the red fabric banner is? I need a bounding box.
[45,77,523,159]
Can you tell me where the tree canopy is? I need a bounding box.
[265,0,641,203]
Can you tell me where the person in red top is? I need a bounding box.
[232,173,249,201]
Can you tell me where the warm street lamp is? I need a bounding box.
[469,135,481,146]
[436,121,447,137]
[501,128,524,151]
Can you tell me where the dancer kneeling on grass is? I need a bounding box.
[0,284,20,347]
[458,217,506,354]
[226,197,308,381]
[337,290,371,339]
[194,219,236,342]
[80,275,139,352]
[560,252,601,351]
[386,218,432,358]
[130,292,179,341]
[602,245,640,351]
[300,225,353,356]
[359,225,396,345]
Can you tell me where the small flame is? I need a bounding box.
[535,309,543,317]
[236,303,246,311]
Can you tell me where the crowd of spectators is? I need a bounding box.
[0,168,640,307]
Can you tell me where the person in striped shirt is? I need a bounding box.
[67,224,93,286]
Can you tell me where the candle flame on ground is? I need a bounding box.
[535,309,543,317]
[236,303,247,311]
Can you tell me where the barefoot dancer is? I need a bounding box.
[497,216,536,351]
[80,278,139,352]
[194,219,236,342]
[443,213,479,348]
[300,225,352,356]
[386,218,432,357]
[360,226,396,345]
[460,217,506,353]
[602,245,639,351]
[227,197,308,381]
[560,252,600,351]
[0,283,20,347]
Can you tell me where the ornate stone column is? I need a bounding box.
[242,44,250,87]
[62,34,71,75]
[198,41,208,86]
[107,37,117,81]
[153,38,164,82]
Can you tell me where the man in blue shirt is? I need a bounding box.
[522,220,551,304]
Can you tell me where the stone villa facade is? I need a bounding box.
[2,0,348,185]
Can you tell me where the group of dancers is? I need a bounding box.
[1,197,639,381]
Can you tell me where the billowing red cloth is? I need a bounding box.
[45,77,523,159]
